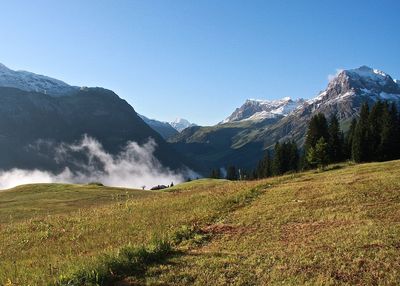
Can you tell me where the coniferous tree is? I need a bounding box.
[210,168,221,179]
[304,113,329,169]
[352,102,370,162]
[226,166,237,180]
[298,149,307,171]
[327,114,343,162]
[256,150,272,178]
[379,102,398,161]
[305,113,329,152]
[273,142,284,175]
[288,141,299,171]
[272,141,299,175]
[368,100,384,160]
[392,103,400,159]
[345,118,357,160]
[306,137,329,170]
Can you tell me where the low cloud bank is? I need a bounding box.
[0,136,189,190]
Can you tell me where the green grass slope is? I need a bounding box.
[1,161,400,285]
[0,183,154,223]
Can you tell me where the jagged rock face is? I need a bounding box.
[345,66,400,94]
[303,66,400,121]
[224,100,266,122]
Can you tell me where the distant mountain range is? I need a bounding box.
[169,66,400,173]
[221,97,305,123]
[138,115,197,139]
[1,63,399,176]
[0,63,195,174]
[138,115,179,139]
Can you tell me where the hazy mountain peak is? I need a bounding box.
[170,118,197,132]
[0,62,79,96]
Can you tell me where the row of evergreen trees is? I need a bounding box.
[255,141,299,178]
[210,166,239,180]
[210,100,400,180]
[349,101,400,162]
[253,100,400,179]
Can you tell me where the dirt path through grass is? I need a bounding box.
[144,162,400,285]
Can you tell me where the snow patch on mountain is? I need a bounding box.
[305,66,400,108]
[347,65,389,82]
[222,97,305,123]
[0,63,79,96]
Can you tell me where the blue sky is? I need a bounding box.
[0,0,399,125]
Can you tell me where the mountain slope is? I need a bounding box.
[0,63,78,96]
[0,64,195,174]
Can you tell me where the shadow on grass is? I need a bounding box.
[54,239,182,286]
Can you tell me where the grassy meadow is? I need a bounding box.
[1,161,400,285]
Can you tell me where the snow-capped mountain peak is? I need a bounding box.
[169,118,197,132]
[307,66,400,105]
[0,63,79,96]
[223,66,400,125]
[222,97,304,123]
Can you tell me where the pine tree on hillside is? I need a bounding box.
[226,166,237,180]
[272,141,299,175]
[368,100,385,160]
[306,137,329,170]
[345,118,357,160]
[379,102,398,161]
[288,141,299,172]
[210,168,221,179]
[390,103,400,159]
[327,114,343,162]
[273,142,284,175]
[256,150,272,179]
[304,113,329,152]
[352,102,370,162]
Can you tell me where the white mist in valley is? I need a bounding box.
[0,135,189,190]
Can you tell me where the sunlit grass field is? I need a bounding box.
[1,161,400,285]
